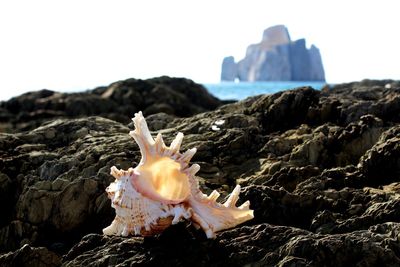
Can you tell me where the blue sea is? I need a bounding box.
[203,81,326,101]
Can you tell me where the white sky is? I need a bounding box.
[0,0,399,100]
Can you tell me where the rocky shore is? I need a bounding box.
[0,76,225,133]
[0,78,400,266]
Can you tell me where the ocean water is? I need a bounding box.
[203,81,327,100]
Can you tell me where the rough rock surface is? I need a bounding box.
[221,25,325,82]
[0,244,59,267]
[1,79,400,266]
[0,76,223,133]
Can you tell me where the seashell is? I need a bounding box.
[103,111,254,238]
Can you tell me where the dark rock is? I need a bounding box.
[0,173,14,227]
[358,125,400,186]
[0,244,60,267]
[61,222,400,267]
[246,86,320,133]
[0,117,131,252]
[0,76,223,133]
[1,79,400,266]
[324,79,400,124]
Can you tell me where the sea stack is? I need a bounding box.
[221,25,325,82]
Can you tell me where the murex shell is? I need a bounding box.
[103,112,254,238]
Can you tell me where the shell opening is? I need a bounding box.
[133,156,190,204]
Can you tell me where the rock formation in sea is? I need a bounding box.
[1,78,400,266]
[221,25,326,82]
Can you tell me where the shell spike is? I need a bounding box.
[188,184,254,237]
[191,212,216,239]
[129,112,155,163]
[171,206,192,224]
[179,148,197,167]
[239,200,251,210]
[154,132,166,154]
[103,219,121,235]
[168,132,184,156]
[110,166,124,180]
[186,164,200,176]
[223,185,241,208]
[207,190,221,202]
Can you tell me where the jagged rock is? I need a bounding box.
[0,76,223,132]
[246,86,320,133]
[221,25,325,82]
[358,125,400,185]
[61,223,400,267]
[0,117,132,252]
[1,79,400,266]
[0,244,60,267]
[324,79,400,124]
[0,173,14,227]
